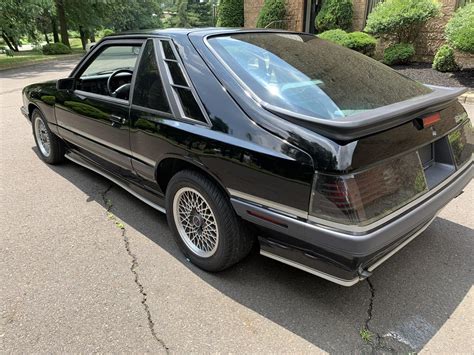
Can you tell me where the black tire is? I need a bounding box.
[31,109,65,164]
[166,170,254,272]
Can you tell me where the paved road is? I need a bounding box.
[1,60,473,353]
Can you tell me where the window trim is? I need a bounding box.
[155,38,211,127]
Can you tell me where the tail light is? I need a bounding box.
[309,152,428,227]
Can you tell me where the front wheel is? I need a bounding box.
[166,170,253,272]
[32,109,65,164]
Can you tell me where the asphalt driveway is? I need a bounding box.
[1,60,473,353]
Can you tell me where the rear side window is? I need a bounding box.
[208,33,432,120]
[160,40,208,124]
[132,40,171,113]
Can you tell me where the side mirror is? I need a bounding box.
[56,78,76,91]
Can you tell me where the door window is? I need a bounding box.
[77,44,141,99]
[132,40,171,113]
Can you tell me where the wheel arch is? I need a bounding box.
[27,103,40,120]
[155,156,229,197]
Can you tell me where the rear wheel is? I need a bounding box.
[166,170,253,271]
[32,109,65,164]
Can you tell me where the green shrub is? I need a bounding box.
[365,0,439,43]
[42,43,72,55]
[217,0,244,27]
[315,0,353,32]
[344,32,377,56]
[318,30,377,56]
[256,0,286,28]
[101,29,114,37]
[383,43,415,65]
[432,45,459,72]
[318,29,348,45]
[445,3,474,54]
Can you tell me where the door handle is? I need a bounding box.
[110,114,126,125]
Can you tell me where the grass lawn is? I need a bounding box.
[0,38,87,70]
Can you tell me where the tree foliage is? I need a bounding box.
[315,0,353,32]
[0,0,216,53]
[0,0,43,50]
[445,3,474,54]
[217,0,244,27]
[256,0,286,28]
[364,0,439,43]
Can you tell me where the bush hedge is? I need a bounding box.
[315,0,353,32]
[445,3,474,54]
[432,45,459,72]
[344,32,377,56]
[365,0,439,43]
[42,43,72,55]
[216,0,244,27]
[318,30,377,57]
[318,29,347,45]
[256,0,286,28]
[383,43,415,65]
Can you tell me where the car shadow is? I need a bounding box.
[40,153,474,353]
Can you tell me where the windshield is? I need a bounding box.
[208,33,432,120]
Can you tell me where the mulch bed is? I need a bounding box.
[393,63,474,89]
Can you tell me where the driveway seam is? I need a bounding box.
[101,184,169,353]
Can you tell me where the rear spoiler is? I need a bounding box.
[263,86,467,141]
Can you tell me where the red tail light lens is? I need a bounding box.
[309,152,428,227]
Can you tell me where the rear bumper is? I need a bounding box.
[231,159,473,286]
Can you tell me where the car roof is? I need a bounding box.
[108,27,298,40]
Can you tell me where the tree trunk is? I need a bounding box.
[89,32,96,42]
[51,16,60,43]
[44,31,50,44]
[55,0,70,47]
[1,33,15,51]
[8,35,19,51]
[79,26,87,50]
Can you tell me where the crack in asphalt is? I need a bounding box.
[362,278,398,354]
[101,184,169,353]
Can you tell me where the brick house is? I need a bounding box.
[244,0,473,64]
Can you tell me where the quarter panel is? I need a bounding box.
[129,108,314,211]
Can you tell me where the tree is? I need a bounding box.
[0,0,42,51]
[55,0,70,47]
[188,0,214,27]
[315,0,352,32]
[176,0,190,27]
[105,0,163,32]
[216,0,244,27]
[256,0,286,28]
[365,0,439,43]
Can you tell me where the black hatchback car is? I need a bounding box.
[21,29,473,286]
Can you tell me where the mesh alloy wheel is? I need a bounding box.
[34,116,51,157]
[173,187,219,258]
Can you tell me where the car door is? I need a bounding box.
[55,39,144,176]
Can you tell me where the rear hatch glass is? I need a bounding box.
[207,33,432,120]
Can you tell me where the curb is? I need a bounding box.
[458,91,474,104]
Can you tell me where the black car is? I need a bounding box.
[21,28,473,286]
